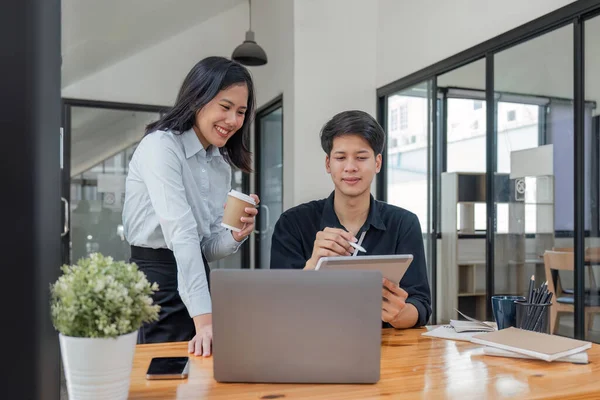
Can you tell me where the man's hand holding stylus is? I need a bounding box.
[303,228,357,270]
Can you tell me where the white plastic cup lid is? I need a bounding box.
[227,189,256,205]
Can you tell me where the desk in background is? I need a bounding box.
[130,328,600,399]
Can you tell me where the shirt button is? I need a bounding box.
[202,169,206,172]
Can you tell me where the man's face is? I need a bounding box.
[326,134,382,198]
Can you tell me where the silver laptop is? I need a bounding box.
[211,269,382,384]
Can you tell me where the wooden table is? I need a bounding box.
[129,328,600,399]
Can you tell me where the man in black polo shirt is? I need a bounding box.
[270,110,431,328]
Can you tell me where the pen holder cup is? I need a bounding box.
[515,301,552,334]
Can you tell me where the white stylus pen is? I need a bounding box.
[348,241,366,253]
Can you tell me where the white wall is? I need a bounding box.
[376,0,576,88]
[250,0,295,209]
[293,0,378,205]
[250,0,294,109]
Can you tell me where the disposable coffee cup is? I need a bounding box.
[221,190,256,232]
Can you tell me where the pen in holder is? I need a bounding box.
[517,275,554,333]
[515,301,552,333]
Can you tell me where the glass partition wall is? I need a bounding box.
[377,2,600,341]
[254,97,283,269]
[381,81,436,320]
[437,59,487,322]
[585,13,600,343]
[62,103,165,267]
[492,24,574,337]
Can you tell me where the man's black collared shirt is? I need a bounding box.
[270,191,432,328]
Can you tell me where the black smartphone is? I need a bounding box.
[145,357,190,380]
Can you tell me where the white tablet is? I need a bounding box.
[314,254,413,285]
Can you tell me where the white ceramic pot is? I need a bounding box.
[59,330,138,400]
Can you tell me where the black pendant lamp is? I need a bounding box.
[232,0,267,66]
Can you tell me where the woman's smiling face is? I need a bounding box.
[193,83,248,149]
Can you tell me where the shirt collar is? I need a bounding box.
[319,191,387,232]
[181,128,222,159]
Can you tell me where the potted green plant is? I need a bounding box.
[51,253,160,400]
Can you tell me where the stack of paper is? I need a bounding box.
[422,309,496,341]
[450,319,495,333]
[452,309,495,331]
[471,327,592,364]
[422,325,487,342]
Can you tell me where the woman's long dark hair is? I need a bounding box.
[146,56,255,172]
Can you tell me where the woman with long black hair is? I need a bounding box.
[123,56,259,357]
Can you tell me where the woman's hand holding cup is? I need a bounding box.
[221,190,260,241]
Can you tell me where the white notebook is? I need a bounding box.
[471,327,592,362]
[483,347,588,364]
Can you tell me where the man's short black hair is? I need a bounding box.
[320,110,385,156]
